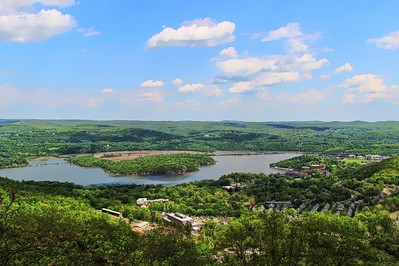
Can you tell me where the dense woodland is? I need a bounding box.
[1,119,399,264]
[2,120,399,166]
[1,157,399,265]
[67,153,215,175]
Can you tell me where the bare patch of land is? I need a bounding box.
[93,150,200,161]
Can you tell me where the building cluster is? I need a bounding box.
[345,154,391,161]
[136,198,169,207]
[285,164,328,178]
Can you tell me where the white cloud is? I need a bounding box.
[172,78,183,87]
[101,88,114,93]
[178,83,204,93]
[228,82,254,94]
[340,74,391,103]
[217,57,278,78]
[262,23,303,42]
[255,72,301,86]
[206,86,223,97]
[290,53,328,71]
[139,80,165,88]
[227,72,301,94]
[146,18,235,48]
[77,27,101,37]
[216,53,327,80]
[334,63,353,74]
[218,46,238,58]
[0,9,76,43]
[137,92,163,104]
[0,0,76,14]
[368,30,399,49]
[287,39,309,53]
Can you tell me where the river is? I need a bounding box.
[0,153,299,186]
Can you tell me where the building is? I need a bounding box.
[162,213,193,225]
[101,208,121,218]
[136,198,169,207]
[286,170,308,177]
[137,198,148,206]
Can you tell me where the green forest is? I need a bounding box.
[67,153,215,175]
[1,119,399,265]
[2,120,399,169]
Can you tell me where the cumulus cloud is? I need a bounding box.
[217,57,278,78]
[334,63,353,74]
[227,72,301,94]
[262,23,303,42]
[368,30,399,49]
[286,39,309,53]
[340,74,391,103]
[139,80,165,88]
[218,46,238,58]
[290,53,328,71]
[206,86,223,97]
[0,0,76,14]
[217,53,327,80]
[228,82,254,94]
[171,78,183,87]
[146,18,235,48]
[255,72,301,86]
[261,22,320,55]
[178,83,205,93]
[0,9,76,43]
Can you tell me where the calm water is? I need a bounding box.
[0,153,299,186]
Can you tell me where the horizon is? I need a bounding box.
[1,1,399,121]
[2,118,399,124]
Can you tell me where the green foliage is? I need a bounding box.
[0,157,28,168]
[212,210,398,265]
[2,119,399,170]
[340,156,399,185]
[67,153,215,175]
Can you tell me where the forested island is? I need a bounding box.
[1,119,399,265]
[67,153,215,175]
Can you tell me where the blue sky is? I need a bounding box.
[1,0,399,121]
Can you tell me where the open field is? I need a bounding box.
[343,158,366,164]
